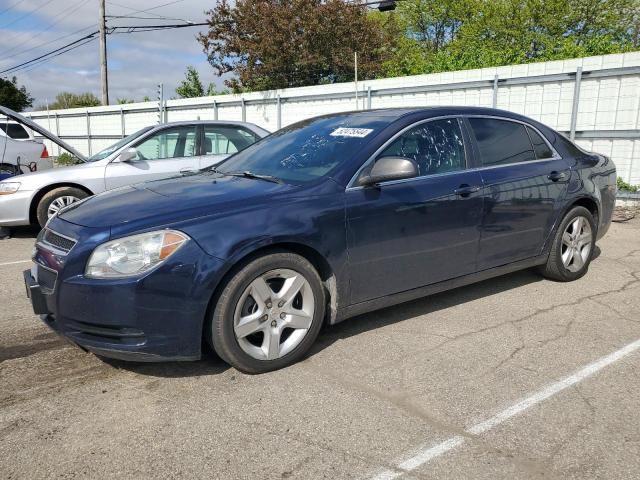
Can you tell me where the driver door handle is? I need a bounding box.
[454,184,481,197]
[548,171,568,182]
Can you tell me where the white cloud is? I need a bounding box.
[0,0,226,108]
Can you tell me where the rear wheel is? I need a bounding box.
[209,252,325,374]
[539,206,596,281]
[36,187,89,227]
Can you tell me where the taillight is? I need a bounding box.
[40,145,49,158]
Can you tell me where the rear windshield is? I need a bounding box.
[216,114,392,184]
[0,122,30,139]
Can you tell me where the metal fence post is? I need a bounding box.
[85,111,92,156]
[120,108,125,138]
[213,99,218,120]
[570,66,583,141]
[54,113,60,156]
[241,97,246,122]
[277,95,281,130]
[367,86,372,110]
[492,74,499,108]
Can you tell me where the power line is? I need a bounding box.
[0,23,207,75]
[0,25,96,62]
[0,0,28,17]
[0,0,94,60]
[0,0,56,29]
[0,31,98,74]
[9,37,97,75]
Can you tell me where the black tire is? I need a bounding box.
[36,187,89,228]
[538,206,597,282]
[210,252,326,374]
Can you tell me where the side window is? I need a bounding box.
[0,123,30,139]
[203,126,258,155]
[468,118,536,166]
[379,118,466,177]
[133,126,197,160]
[526,126,554,159]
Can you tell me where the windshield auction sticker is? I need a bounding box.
[330,127,374,138]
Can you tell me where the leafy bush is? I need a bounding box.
[54,152,79,167]
[617,177,639,193]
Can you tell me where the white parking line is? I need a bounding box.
[371,338,640,480]
[0,259,31,267]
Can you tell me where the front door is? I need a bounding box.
[105,124,200,190]
[346,117,484,305]
[466,117,570,270]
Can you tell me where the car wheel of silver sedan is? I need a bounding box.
[47,195,80,218]
[210,252,325,374]
[36,186,90,228]
[539,206,596,282]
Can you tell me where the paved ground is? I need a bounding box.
[1,219,640,480]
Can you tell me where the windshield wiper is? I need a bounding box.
[224,170,284,184]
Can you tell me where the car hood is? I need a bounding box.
[59,173,295,229]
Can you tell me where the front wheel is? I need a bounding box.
[210,252,325,374]
[538,206,596,282]
[36,187,89,228]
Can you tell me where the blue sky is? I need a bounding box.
[0,0,224,109]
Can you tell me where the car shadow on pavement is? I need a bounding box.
[310,268,547,356]
[3,225,40,239]
[101,350,231,378]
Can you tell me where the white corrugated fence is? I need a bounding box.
[24,51,640,184]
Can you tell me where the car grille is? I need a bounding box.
[37,265,58,294]
[42,229,77,253]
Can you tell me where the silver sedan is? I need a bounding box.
[0,107,268,227]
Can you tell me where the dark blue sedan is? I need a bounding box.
[25,107,616,373]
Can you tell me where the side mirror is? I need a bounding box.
[359,156,418,187]
[118,147,138,163]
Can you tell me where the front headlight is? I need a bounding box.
[0,182,20,195]
[86,230,189,278]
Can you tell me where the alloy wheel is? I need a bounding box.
[47,195,80,218]
[561,216,592,273]
[233,268,315,361]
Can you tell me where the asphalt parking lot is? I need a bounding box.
[1,218,640,480]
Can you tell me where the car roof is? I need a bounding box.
[154,120,263,128]
[318,106,534,122]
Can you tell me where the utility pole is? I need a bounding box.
[98,0,109,105]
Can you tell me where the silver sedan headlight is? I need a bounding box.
[0,182,20,195]
[86,230,189,278]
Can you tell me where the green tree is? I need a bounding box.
[379,0,639,77]
[48,92,101,109]
[176,66,206,97]
[197,0,392,92]
[176,66,229,97]
[0,76,33,111]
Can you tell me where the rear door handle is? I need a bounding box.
[454,184,481,197]
[548,171,568,182]
[180,168,197,175]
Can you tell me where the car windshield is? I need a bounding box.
[215,114,391,184]
[87,127,153,162]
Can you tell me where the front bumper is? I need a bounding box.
[26,222,226,362]
[0,189,33,226]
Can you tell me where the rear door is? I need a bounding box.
[104,124,200,190]
[199,124,260,169]
[466,116,570,270]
